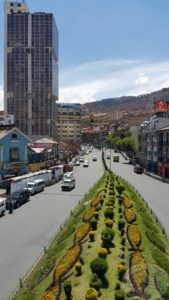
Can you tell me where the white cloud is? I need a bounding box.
[0,86,4,110]
[59,59,169,103]
[135,72,149,86]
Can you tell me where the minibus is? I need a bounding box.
[61,178,76,191]
[26,179,45,195]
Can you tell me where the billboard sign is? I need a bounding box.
[154,101,169,112]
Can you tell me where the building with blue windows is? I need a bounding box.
[0,127,31,177]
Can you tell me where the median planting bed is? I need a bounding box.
[13,161,169,300]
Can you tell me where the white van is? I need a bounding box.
[0,198,6,216]
[26,179,45,195]
[61,178,76,191]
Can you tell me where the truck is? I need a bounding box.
[113,155,119,162]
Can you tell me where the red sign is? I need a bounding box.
[154,101,168,112]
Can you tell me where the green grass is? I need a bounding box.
[155,270,169,300]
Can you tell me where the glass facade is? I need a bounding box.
[4,2,58,137]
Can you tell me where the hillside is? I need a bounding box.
[82,87,169,114]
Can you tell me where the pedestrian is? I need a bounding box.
[9,201,13,214]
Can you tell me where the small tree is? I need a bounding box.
[101,228,115,250]
[89,273,102,291]
[90,257,108,278]
[104,208,114,220]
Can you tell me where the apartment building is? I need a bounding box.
[138,107,169,178]
[56,103,82,144]
[4,0,58,138]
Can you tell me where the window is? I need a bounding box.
[10,148,19,162]
[11,133,18,139]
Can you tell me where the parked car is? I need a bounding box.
[113,155,119,162]
[0,198,6,216]
[134,164,143,174]
[92,156,97,161]
[74,160,80,166]
[83,160,89,167]
[6,190,30,209]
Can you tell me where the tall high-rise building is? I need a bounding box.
[4,0,58,138]
[56,103,82,145]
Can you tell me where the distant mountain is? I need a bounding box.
[82,88,169,114]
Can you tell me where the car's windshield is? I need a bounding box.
[27,183,34,188]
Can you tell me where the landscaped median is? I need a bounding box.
[13,158,169,300]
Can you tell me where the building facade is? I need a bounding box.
[56,103,82,145]
[4,0,58,138]
[0,127,31,177]
[138,110,169,178]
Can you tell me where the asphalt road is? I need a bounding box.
[0,149,104,300]
[105,149,169,237]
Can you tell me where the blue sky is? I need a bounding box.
[1,0,169,107]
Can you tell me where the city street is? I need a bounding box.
[0,149,104,300]
[105,149,169,237]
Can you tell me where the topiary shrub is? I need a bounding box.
[93,211,99,220]
[79,256,84,265]
[85,288,99,300]
[115,281,121,290]
[89,273,102,292]
[104,218,114,228]
[101,227,115,250]
[98,247,108,259]
[119,207,122,213]
[106,200,115,207]
[109,190,115,196]
[118,197,124,205]
[118,219,125,231]
[115,289,125,299]
[75,261,82,276]
[116,184,125,195]
[117,263,127,281]
[90,217,97,230]
[104,208,114,220]
[63,280,72,300]
[89,231,95,242]
[121,236,126,245]
[120,228,125,236]
[90,257,108,278]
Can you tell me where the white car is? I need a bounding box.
[92,156,97,161]
[74,160,80,166]
[79,156,84,162]
[83,160,89,167]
